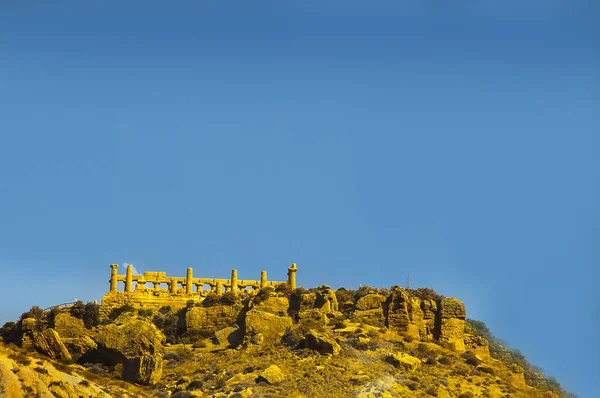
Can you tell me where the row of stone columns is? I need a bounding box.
[109,263,298,294]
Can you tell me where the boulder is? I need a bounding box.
[252,297,289,316]
[95,314,165,358]
[214,326,242,347]
[385,352,421,372]
[298,308,329,329]
[20,318,37,332]
[257,364,285,384]
[54,312,87,338]
[185,304,243,336]
[304,329,341,355]
[244,309,292,346]
[123,354,164,385]
[94,314,165,385]
[62,336,97,359]
[32,329,72,361]
[355,294,386,311]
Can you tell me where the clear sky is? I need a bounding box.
[1,1,598,396]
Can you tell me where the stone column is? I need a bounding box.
[186,268,193,294]
[215,280,223,296]
[230,269,238,295]
[125,264,133,293]
[110,264,119,292]
[169,278,176,294]
[287,263,297,290]
[260,270,267,289]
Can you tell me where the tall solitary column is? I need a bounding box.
[287,263,297,290]
[260,270,267,289]
[110,264,119,292]
[169,278,177,293]
[215,280,223,296]
[186,268,193,294]
[125,264,133,292]
[230,269,238,295]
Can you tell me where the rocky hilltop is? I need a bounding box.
[0,283,575,398]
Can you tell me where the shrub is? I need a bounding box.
[220,292,237,306]
[108,304,135,321]
[79,380,90,387]
[406,288,444,301]
[34,367,49,374]
[137,308,153,317]
[253,287,273,305]
[457,393,475,398]
[158,306,172,315]
[186,380,203,391]
[463,352,480,367]
[82,302,100,328]
[202,294,221,307]
[281,328,304,349]
[334,287,355,304]
[274,283,293,297]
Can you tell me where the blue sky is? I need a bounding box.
[1,1,598,396]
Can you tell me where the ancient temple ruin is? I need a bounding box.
[101,263,298,311]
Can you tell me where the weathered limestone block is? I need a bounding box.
[123,354,163,385]
[313,286,338,314]
[244,309,292,346]
[408,296,427,340]
[438,297,466,353]
[213,326,242,347]
[385,352,421,372]
[298,308,329,329]
[95,313,165,358]
[355,294,386,311]
[304,329,341,355]
[185,304,243,336]
[32,329,72,361]
[384,288,420,339]
[62,336,97,360]
[252,297,289,316]
[257,364,285,384]
[54,312,88,338]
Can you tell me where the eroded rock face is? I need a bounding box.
[244,309,292,346]
[438,298,466,353]
[298,308,329,329]
[54,313,87,339]
[251,297,289,316]
[214,326,242,347]
[385,288,420,339]
[32,329,72,361]
[304,329,341,355]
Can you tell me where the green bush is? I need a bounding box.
[220,292,237,306]
[108,304,135,321]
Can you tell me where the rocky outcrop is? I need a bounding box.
[384,288,421,339]
[304,329,341,355]
[298,308,329,329]
[464,333,490,361]
[244,309,292,346]
[32,329,72,361]
[54,313,87,338]
[185,304,243,336]
[94,313,165,385]
[214,326,242,347]
[438,298,466,353]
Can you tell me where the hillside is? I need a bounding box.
[0,285,576,398]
